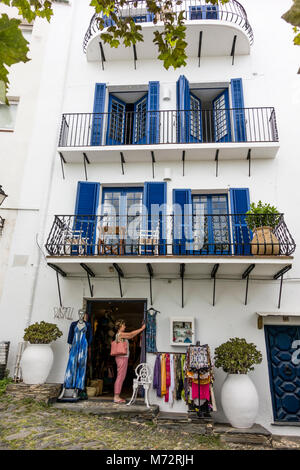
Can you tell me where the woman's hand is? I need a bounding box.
[141,323,146,331]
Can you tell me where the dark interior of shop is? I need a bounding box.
[87,300,145,398]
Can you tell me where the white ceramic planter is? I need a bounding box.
[221,374,259,429]
[20,343,54,385]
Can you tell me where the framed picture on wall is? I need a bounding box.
[170,317,195,346]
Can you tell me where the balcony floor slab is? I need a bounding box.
[46,256,293,280]
[58,142,280,165]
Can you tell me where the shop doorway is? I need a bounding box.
[86,299,146,399]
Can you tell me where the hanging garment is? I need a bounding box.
[165,354,171,402]
[146,310,158,353]
[175,354,183,400]
[188,345,210,371]
[161,354,167,396]
[64,323,90,390]
[169,354,175,407]
[191,382,210,401]
[153,354,162,397]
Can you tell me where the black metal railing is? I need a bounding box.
[45,214,295,257]
[83,0,254,53]
[58,107,278,148]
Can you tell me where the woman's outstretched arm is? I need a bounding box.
[119,324,145,340]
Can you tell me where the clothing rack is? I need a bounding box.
[152,351,186,355]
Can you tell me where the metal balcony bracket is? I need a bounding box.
[180,263,185,308]
[182,151,186,177]
[113,263,124,298]
[83,153,90,181]
[215,149,219,177]
[198,31,203,68]
[151,151,155,179]
[147,263,154,306]
[120,152,125,175]
[274,265,292,309]
[99,42,106,71]
[211,264,219,306]
[48,263,67,308]
[247,149,251,177]
[80,263,95,297]
[59,152,66,180]
[242,264,255,305]
[231,35,237,65]
[133,45,137,70]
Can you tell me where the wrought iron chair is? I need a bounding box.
[127,363,152,408]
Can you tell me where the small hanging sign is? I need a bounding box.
[53,307,74,321]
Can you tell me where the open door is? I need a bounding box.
[190,93,202,143]
[133,94,147,144]
[106,95,126,145]
[213,89,232,143]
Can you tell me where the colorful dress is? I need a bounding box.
[146,311,157,353]
[64,323,89,390]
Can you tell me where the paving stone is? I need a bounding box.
[5,430,33,441]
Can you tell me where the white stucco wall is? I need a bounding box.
[1,0,300,436]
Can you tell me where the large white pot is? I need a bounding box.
[221,374,259,429]
[20,343,54,385]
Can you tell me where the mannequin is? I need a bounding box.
[58,309,92,401]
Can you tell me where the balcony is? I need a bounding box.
[58,107,280,165]
[45,214,295,281]
[84,0,253,63]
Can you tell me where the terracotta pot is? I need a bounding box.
[251,226,280,255]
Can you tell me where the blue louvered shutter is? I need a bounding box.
[231,78,246,142]
[143,182,167,254]
[74,182,100,255]
[177,75,190,143]
[147,81,160,144]
[230,188,251,255]
[173,189,193,255]
[91,83,106,146]
[213,89,232,142]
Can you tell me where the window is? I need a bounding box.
[189,5,219,20]
[0,101,18,131]
[192,194,231,254]
[102,187,143,254]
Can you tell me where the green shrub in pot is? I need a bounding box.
[23,321,63,344]
[214,337,262,374]
[245,201,280,231]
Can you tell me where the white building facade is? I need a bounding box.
[1,0,300,435]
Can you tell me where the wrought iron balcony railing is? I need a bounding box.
[83,0,254,53]
[45,214,295,257]
[58,107,278,148]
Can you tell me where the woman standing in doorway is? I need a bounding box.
[114,319,146,404]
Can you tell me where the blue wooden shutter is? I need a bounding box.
[74,181,100,255]
[213,89,231,142]
[143,182,167,254]
[147,81,160,144]
[177,75,190,143]
[231,78,246,142]
[230,188,251,255]
[173,189,193,255]
[91,83,106,146]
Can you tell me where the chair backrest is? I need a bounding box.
[135,363,152,383]
[99,225,126,237]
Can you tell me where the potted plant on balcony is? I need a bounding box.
[245,201,281,255]
[214,338,262,429]
[20,321,63,385]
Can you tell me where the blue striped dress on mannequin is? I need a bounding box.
[64,320,92,390]
[146,308,159,353]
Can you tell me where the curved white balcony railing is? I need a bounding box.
[83,0,253,60]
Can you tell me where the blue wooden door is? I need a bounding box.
[265,325,300,422]
[213,89,232,142]
[106,95,126,145]
[133,94,147,144]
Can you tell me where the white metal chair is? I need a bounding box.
[127,363,152,408]
[138,221,160,255]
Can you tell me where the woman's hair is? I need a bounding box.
[115,319,126,331]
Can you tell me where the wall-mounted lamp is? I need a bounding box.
[162,85,171,101]
[0,216,5,236]
[0,186,7,206]
[163,168,172,181]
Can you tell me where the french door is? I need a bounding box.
[213,89,232,143]
[102,188,143,254]
[106,95,126,145]
[192,194,231,254]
